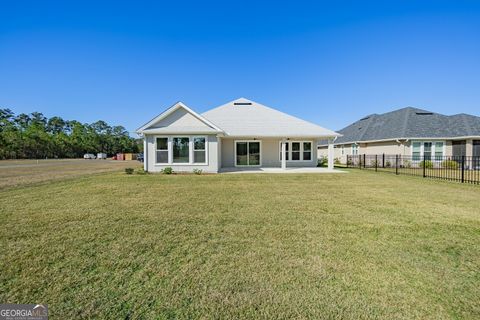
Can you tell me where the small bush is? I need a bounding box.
[420,160,434,169]
[403,160,411,168]
[193,168,203,175]
[334,158,341,165]
[317,156,328,167]
[370,160,379,167]
[161,167,173,174]
[125,168,134,175]
[385,160,391,168]
[442,160,458,169]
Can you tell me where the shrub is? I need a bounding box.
[385,160,391,168]
[317,156,328,167]
[161,167,173,174]
[334,158,341,165]
[125,168,134,175]
[442,160,458,169]
[419,160,434,169]
[193,168,203,175]
[403,160,411,168]
[370,160,379,167]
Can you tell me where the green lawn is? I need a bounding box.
[1,170,479,319]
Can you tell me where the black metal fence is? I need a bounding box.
[346,154,480,185]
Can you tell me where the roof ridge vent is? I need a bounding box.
[415,112,433,115]
[234,102,252,106]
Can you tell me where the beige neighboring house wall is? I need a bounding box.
[318,139,468,164]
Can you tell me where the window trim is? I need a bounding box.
[411,140,445,161]
[192,136,207,165]
[278,140,314,162]
[235,140,262,167]
[154,135,209,166]
[155,136,169,164]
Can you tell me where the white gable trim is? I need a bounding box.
[136,102,224,134]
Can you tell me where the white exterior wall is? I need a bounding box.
[221,138,318,168]
[145,134,219,173]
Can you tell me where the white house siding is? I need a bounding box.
[145,134,219,173]
[221,138,318,168]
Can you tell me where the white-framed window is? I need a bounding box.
[155,136,208,165]
[279,141,313,161]
[193,137,206,164]
[303,142,312,160]
[412,142,421,160]
[411,141,445,161]
[156,137,169,164]
[172,137,190,163]
[435,142,444,160]
[352,144,359,155]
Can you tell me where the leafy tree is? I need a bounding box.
[0,108,139,159]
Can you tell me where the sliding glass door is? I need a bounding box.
[236,141,261,166]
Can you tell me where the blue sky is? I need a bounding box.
[1,1,479,135]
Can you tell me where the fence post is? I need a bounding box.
[363,154,366,169]
[461,156,465,183]
[375,155,378,172]
[423,153,426,178]
[395,154,399,175]
[382,153,385,168]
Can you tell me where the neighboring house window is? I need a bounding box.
[352,144,358,155]
[303,142,312,160]
[156,137,168,163]
[193,137,206,163]
[412,142,421,161]
[412,141,445,161]
[279,141,312,161]
[173,137,190,163]
[341,145,344,155]
[424,142,432,160]
[435,142,444,160]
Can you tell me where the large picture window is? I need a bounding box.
[156,137,168,163]
[193,137,206,163]
[279,141,313,161]
[155,136,208,165]
[172,137,190,163]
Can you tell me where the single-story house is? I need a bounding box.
[137,98,340,173]
[318,107,480,163]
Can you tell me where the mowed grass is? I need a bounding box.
[0,159,141,189]
[1,170,479,319]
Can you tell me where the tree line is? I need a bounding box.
[0,108,139,159]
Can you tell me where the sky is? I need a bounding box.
[1,0,479,135]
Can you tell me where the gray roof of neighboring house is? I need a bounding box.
[321,107,480,145]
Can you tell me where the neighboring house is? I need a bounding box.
[318,107,480,163]
[137,98,340,172]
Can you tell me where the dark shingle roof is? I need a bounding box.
[329,107,480,145]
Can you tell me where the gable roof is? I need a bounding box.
[136,102,223,134]
[201,98,339,138]
[330,107,480,145]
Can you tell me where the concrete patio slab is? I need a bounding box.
[219,167,346,174]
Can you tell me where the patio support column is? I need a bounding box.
[143,136,148,172]
[281,139,287,170]
[328,138,334,170]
